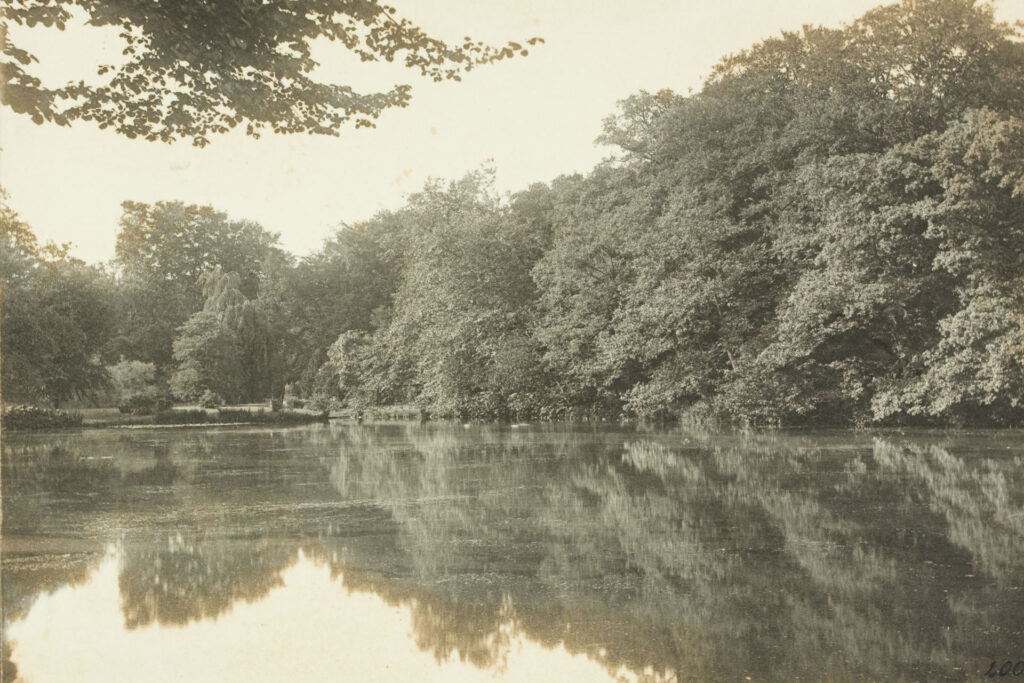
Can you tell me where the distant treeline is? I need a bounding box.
[3,0,1024,426]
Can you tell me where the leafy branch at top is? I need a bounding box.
[1,0,543,145]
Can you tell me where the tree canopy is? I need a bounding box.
[1,197,116,406]
[4,0,1024,425]
[3,0,542,145]
[109,200,284,368]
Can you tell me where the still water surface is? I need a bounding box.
[3,423,1023,682]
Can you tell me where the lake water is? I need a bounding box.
[3,423,1023,682]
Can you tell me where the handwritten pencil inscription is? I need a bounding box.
[984,661,1024,678]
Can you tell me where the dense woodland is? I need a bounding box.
[3,0,1024,426]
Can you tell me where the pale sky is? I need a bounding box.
[3,0,1023,263]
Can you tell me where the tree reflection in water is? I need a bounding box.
[3,424,1024,681]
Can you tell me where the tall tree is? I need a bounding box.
[870,110,1024,423]
[169,266,280,403]
[271,223,395,395]
[535,0,1024,423]
[201,266,275,401]
[1,195,117,406]
[335,170,552,418]
[169,309,244,403]
[111,201,282,369]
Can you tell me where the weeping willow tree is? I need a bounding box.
[169,266,276,402]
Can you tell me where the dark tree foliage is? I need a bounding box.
[292,170,556,418]
[110,200,283,369]
[269,224,396,396]
[523,0,1024,425]
[3,0,542,145]
[169,308,245,403]
[1,195,117,407]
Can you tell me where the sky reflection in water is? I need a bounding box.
[7,550,651,683]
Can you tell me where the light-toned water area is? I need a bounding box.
[4,423,1023,682]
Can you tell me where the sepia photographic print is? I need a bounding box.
[3,0,1024,680]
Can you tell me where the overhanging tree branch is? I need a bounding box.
[1,0,543,145]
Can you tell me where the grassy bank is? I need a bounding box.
[152,407,328,426]
[334,404,424,421]
[2,405,84,432]
[3,405,329,432]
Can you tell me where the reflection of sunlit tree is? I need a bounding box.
[3,641,18,683]
[322,424,1024,681]
[2,428,345,632]
[112,429,354,629]
[3,438,135,683]
[870,437,1024,666]
[872,438,1024,586]
[371,574,520,671]
[324,424,707,679]
[118,534,297,629]
[2,441,122,624]
[321,424,561,669]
